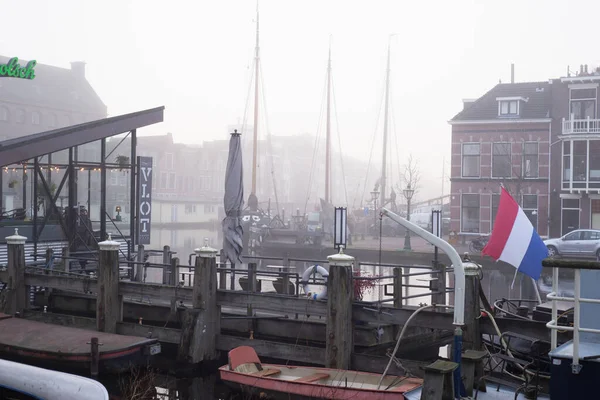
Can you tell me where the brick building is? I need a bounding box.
[449,82,552,238]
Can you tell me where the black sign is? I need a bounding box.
[136,156,153,244]
[334,207,348,250]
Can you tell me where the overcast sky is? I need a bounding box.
[3,0,600,200]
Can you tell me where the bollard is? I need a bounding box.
[87,337,103,379]
[162,245,171,284]
[325,249,354,370]
[3,229,27,315]
[177,244,219,363]
[96,234,122,333]
[462,260,481,351]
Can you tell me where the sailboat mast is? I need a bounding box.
[380,39,391,208]
[325,43,332,204]
[251,7,260,196]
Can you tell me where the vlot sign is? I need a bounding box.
[0,57,36,80]
[136,156,153,244]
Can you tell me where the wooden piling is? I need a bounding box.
[62,247,70,273]
[89,337,100,378]
[462,261,481,351]
[135,244,144,282]
[44,248,54,303]
[325,250,354,370]
[170,257,179,286]
[219,249,226,290]
[178,245,219,363]
[96,234,122,333]
[393,267,402,309]
[162,245,171,284]
[3,229,27,315]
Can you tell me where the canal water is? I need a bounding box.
[90,227,568,398]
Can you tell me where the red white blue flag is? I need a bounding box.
[482,187,548,280]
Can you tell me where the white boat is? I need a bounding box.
[0,358,108,400]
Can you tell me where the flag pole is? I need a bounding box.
[510,268,518,290]
[531,277,542,304]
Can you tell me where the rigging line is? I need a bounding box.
[390,89,402,190]
[331,75,349,208]
[303,68,329,216]
[359,83,386,208]
[258,62,281,218]
[241,57,256,148]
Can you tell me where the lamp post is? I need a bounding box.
[403,183,415,250]
[370,189,380,238]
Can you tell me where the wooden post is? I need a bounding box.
[170,257,179,286]
[325,249,354,370]
[62,246,70,273]
[135,244,144,282]
[44,248,54,303]
[219,249,227,290]
[421,359,458,400]
[403,266,411,306]
[463,261,481,351]
[3,229,27,315]
[162,245,171,284]
[393,267,402,309]
[89,337,100,378]
[96,233,122,333]
[177,245,219,363]
[247,262,257,333]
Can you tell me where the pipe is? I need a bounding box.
[381,207,465,325]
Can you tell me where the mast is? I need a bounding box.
[380,39,391,209]
[251,5,260,196]
[325,42,332,204]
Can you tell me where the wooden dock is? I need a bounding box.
[0,231,560,377]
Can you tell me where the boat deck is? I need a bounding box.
[0,313,156,355]
[405,384,550,399]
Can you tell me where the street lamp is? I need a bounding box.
[403,183,415,250]
[370,189,380,238]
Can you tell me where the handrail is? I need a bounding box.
[542,258,600,374]
[381,207,465,326]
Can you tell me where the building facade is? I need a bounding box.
[449,82,552,238]
[549,66,600,237]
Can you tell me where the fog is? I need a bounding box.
[3,0,600,202]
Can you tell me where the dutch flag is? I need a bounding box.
[482,187,548,280]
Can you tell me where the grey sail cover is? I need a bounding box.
[222,132,244,264]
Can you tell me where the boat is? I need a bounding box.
[0,313,160,374]
[0,358,108,399]
[219,346,423,400]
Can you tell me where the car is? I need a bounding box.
[544,229,600,259]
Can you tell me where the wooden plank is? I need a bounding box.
[22,309,97,330]
[217,290,327,316]
[353,305,455,330]
[24,274,98,294]
[120,281,192,303]
[350,353,428,378]
[216,335,325,365]
[117,321,181,344]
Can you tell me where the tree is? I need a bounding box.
[399,154,421,203]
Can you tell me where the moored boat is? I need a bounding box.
[219,346,422,400]
[0,313,160,374]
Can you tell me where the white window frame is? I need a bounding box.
[492,142,512,178]
[523,141,539,179]
[498,100,520,116]
[31,111,41,125]
[460,193,480,233]
[522,194,538,230]
[569,86,597,120]
[461,142,480,178]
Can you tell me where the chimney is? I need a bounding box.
[70,61,86,79]
[581,64,584,75]
[585,64,589,74]
[511,63,515,83]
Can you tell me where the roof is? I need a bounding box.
[451,81,552,122]
[0,55,106,115]
[0,106,164,167]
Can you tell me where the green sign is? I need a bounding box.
[0,57,36,80]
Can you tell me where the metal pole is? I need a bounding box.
[130,130,137,280]
[325,42,332,203]
[100,139,107,241]
[251,7,260,196]
[380,38,392,209]
[33,159,38,256]
[404,197,412,250]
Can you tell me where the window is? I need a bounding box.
[564,231,582,241]
[573,140,587,181]
[168,173,176,190]
[563,141,571,181]
[522,194,538,230]
[16,109,25,124]
[561,198,580,235]
[590,141,600,181]
[499,100,519,116]
[177,176,183,191]
[186,176,194,192]
[160,172,168,189]
[0,106,8,122]
[165,153,174,170]
[492,143,511,178]
[570,88,596,120]
[523,142,539,178]
[31,111,41,125]
[461,143,480,177]
[583,231,600,240]
[204,204,215,214]
[491,194,500,229]
[119,172,127,186]
[185,204,196,214]
[110,170,118,186]
[461,194,480,233]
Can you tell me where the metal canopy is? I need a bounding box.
[0,106,164,167]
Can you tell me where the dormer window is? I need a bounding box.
[497,96,528,117]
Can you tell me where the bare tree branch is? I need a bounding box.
[402,154,421,197]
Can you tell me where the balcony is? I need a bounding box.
[562,117,600,135]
